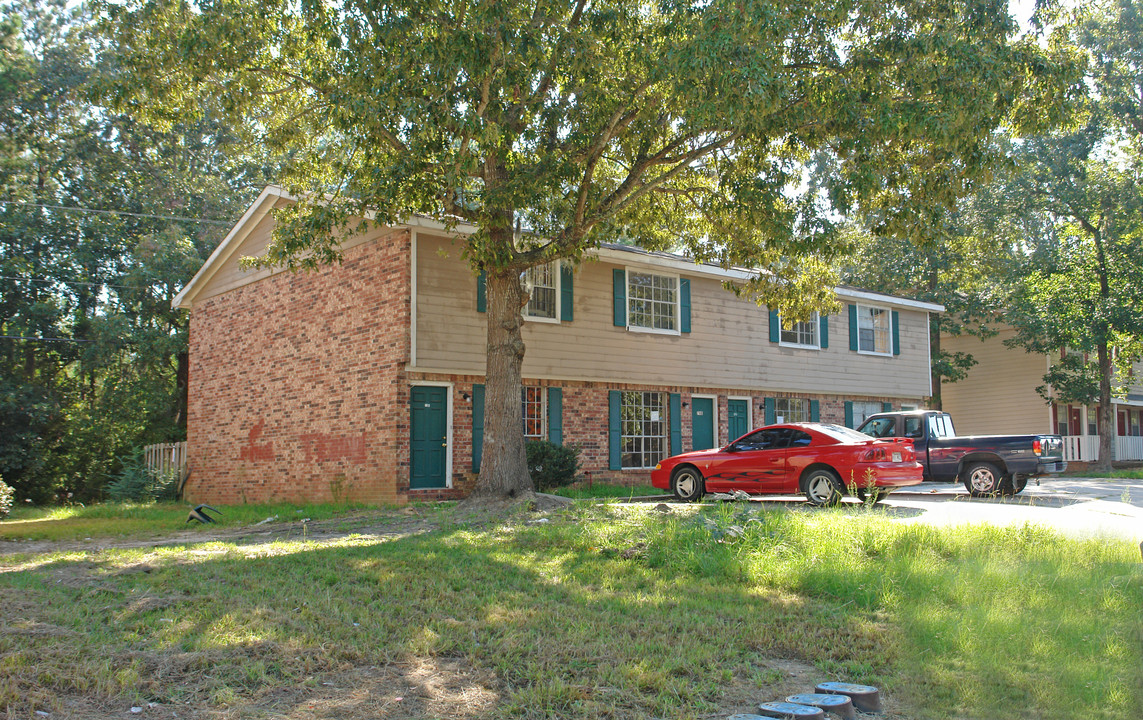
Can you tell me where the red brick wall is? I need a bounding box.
[185,230,411,505]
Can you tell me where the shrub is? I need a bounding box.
[525,440,581,492]
[106,450,179,502]
[0,476,12,518]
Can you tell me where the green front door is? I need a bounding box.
[410,386,448,489]
[728,399,749,442]
[691,397,715,450]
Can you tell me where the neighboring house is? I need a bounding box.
[941,328,1143,463]
[173,186,943,505]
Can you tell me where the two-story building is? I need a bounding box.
[941,328,1143,464]
[173,186,943,505]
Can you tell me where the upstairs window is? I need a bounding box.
[628,271,678,333]
[857,304,891,355]
[780,312,820,348]
[523,262,558,321]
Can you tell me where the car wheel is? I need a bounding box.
[671,466,705,502]
[803,468,843,506]
[963,462,1003,497]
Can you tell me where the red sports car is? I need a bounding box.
[650,423,924,505]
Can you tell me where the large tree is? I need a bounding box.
[1001,0,1143,471]
[98,0,1074,500]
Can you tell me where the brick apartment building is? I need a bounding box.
[173,186,942,505]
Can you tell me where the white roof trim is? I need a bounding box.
[172,185,289,309]
[175,185,945,314]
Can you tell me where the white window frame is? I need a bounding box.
[522,386,545,439]
[774,398,810,424]
[522,261,561,324]
[626,268,680,335]
[851,400,883,427]
[620,391,669,469]
[779,312,821,350]
[856,304,893,356]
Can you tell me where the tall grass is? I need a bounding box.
[1,502,1139,719]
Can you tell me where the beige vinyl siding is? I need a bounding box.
[415,235,932,397]
[940,328,1053,435]
[194,200,388,304]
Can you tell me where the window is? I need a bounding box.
[620,391,668,468]
[857,304,891,354]
[851,401,882,427]
[523,262,558,320]
[774,398,809,423]
[522,387,544,439]
[627,271,678,332]
[780,313,819,348]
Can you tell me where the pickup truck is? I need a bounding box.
[856,410,1067,496]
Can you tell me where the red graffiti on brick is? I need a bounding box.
[300,432,369,464]
[239,419,275,461]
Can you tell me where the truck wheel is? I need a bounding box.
[1002,474,1029,496]
[964,462,1003,497]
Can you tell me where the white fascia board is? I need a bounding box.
[172,185,290,310]
[592,246,757,281]
[835,287,945,313]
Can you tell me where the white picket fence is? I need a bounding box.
[144,441,189,493]
[1062,435,1143,463]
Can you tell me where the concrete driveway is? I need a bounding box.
[881,477,1143,544]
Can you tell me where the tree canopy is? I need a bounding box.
[0,0,275,501]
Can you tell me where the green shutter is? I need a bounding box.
[476,270,486,313]
[848,304,858,350]
[608,390,622,470]
[764,397,776,425]
[613,269,626,327]
[548,387,563,445]
[844,401,854,428]
[680,278,691,333]
[892,310,900,355]
[471,384,485,472]
[670,393,682,456]
[883,402,894,413]
[769,309,780,343]
[810,399,820,422]
[560,264,574,322]
[820,314,829,349]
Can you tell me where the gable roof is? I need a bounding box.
[173,185,944,313]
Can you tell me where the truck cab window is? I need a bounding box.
[904,417,924,439]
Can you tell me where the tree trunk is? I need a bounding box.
[1096,342,1115,472]
[468,264,534,500]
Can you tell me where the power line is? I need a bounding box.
[0,335,92,343]
[0,199,233,226]
[0,275,151,291]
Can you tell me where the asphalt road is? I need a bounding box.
[690,477,1143,545]
[882,477,1143,545]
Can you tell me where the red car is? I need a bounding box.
[650,422,924,505]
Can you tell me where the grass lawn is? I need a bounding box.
[1,500,1139,719]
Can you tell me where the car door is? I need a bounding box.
[704,428,791,493]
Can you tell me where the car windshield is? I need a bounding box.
[814,424,873,443]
